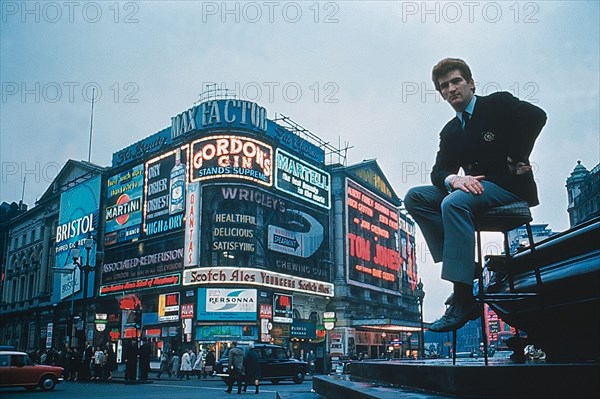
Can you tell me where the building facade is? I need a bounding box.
[0,161,105,351]
[0,97,421,371]
[327,160,421,360]
[566,160,600,227]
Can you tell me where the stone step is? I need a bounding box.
[313,375,451,399]
[276,391,326,399]
[312,360,600,399]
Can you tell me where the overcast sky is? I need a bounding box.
[1,1,599,321]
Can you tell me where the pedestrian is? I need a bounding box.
[70,347,81,381]
[170,350,180,379]
[157,350,171,378]
[307,350,316,375]
[105,343,115,380]
[139,338,151,381]
[189,348,196,376]
[58,346,68,378]
[225,341,244,394]
[82,342,94,380]
[192,348,204,378]
[63,347,72,379]
[404,57,546,332]
[204,347,216,378]
[93,346,104,380]
[125,341,138,382]
[243,342,260,394]
[180,349,192,380]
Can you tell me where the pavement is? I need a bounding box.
[106,366,223,383]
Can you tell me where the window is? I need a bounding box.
[0,355,8,367]
[273,348,287,359]
[11,354,26,367]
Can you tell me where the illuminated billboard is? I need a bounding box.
[143,145,189,238]
[399,216,418,291]
[53,175,102,302]
[200,184,329,282]
[183,267,333,297]
[273,293,293,323]
[190,135,273,187]
[197,288,257,322]
[275,148,330,209]
[158,292,180,322]
[104,164,144,246]
[346,179,401,293]
[100,234,183,294]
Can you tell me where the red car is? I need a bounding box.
[0,351,64,391]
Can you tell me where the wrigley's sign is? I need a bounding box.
[183,267,334,297]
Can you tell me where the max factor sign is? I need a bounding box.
[171,100,268,139]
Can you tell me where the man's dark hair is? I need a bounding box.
[432,58,475,93]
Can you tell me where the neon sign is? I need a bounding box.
[190,135,273,186]
[275,148,330,209]
[346,179,401,292]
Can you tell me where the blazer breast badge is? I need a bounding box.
[482,131,495,142]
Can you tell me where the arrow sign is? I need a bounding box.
[267,210,324,258]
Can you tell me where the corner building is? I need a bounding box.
[99,99,335,365]
[327,161,421,360]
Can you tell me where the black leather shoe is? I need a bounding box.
[429,298,479,332]
[444,293,454,306]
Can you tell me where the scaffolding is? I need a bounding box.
[196,85,353,166]
[272,114,352,166]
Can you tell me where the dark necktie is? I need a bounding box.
[462,111,471,132]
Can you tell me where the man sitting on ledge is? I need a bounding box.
[404,57,547,332]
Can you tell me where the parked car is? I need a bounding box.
[214,343,308,384]
[0,350,63,391]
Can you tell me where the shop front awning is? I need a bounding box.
[350,318,428,332]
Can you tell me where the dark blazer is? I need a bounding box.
[431,92,547,206]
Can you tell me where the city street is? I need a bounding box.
[0,376,315,398]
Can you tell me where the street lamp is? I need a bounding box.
[71,235,99,350]
[415,279,426,359]
[407,332,412,358]
[381,332,387,359]
[52,264,78,346]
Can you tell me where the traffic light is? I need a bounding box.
[133,310,142,329]
[242,325,252,337]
